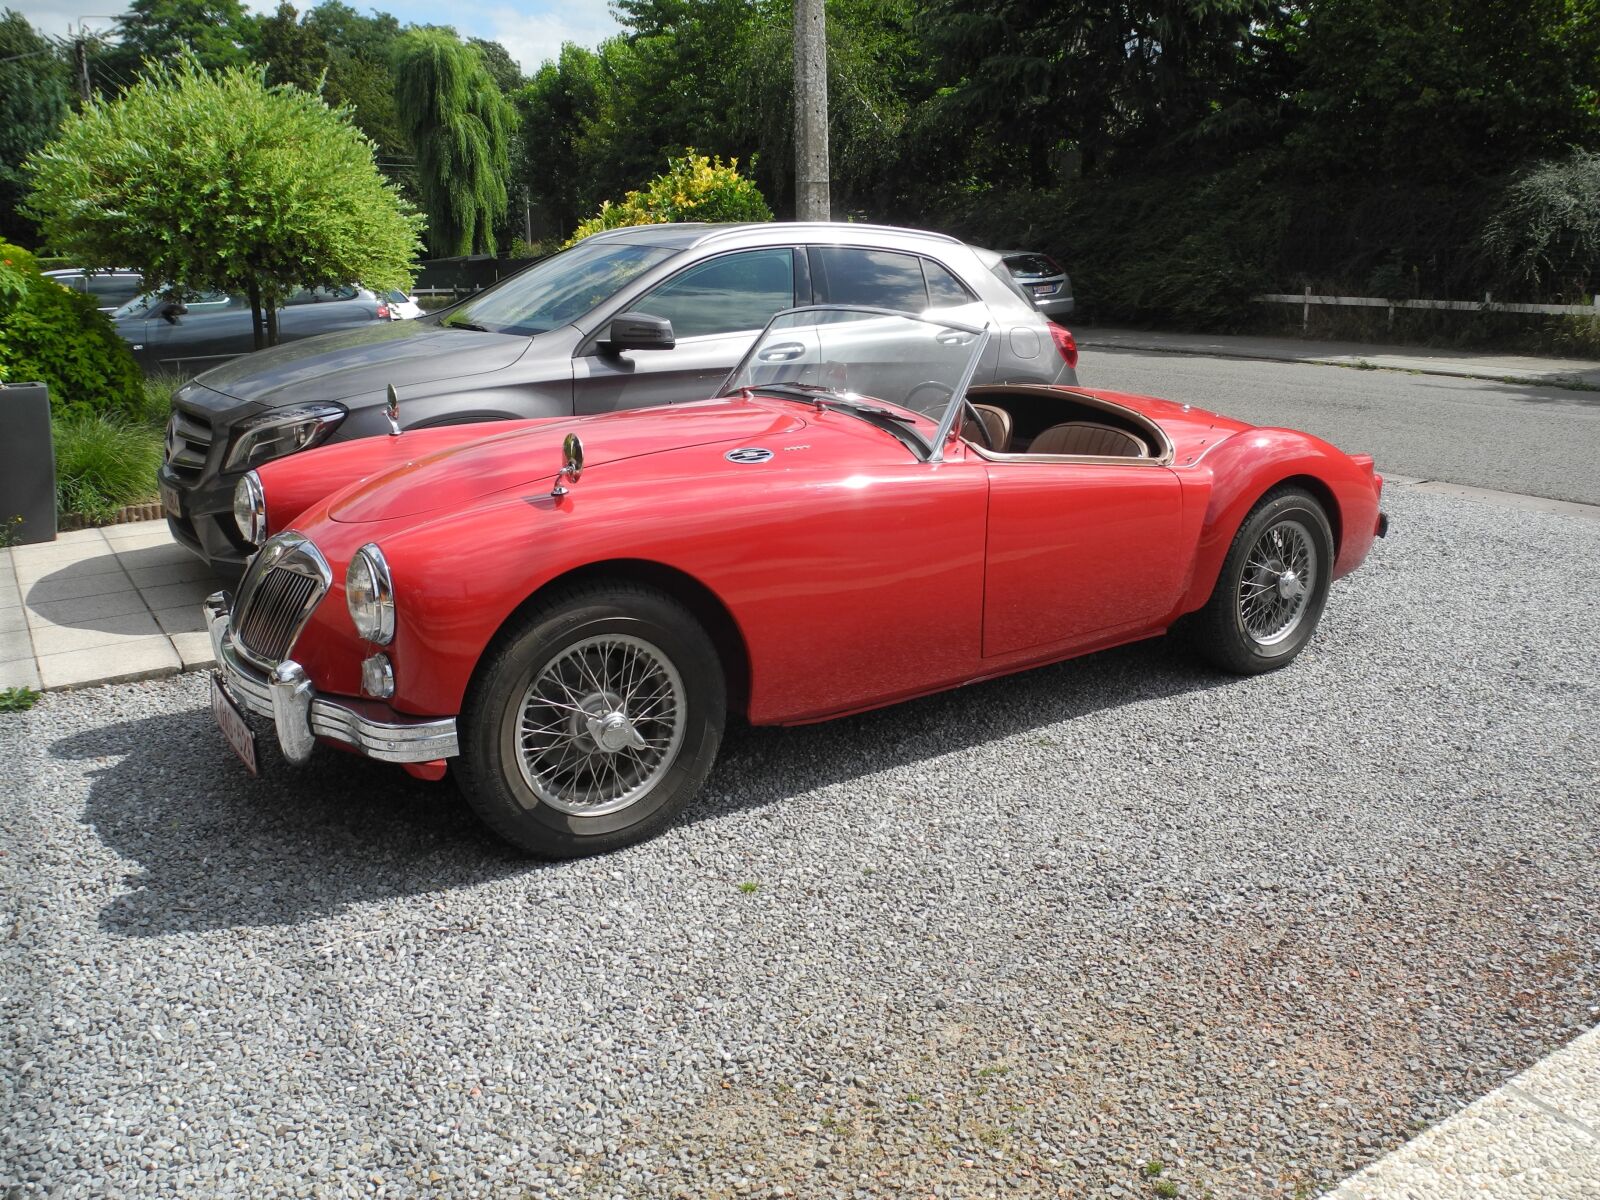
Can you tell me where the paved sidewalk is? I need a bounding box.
[1325,1023,1599,1199]
[1078,327,1600,388]
[0,521,221,691]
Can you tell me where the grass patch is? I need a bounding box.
[53,412,163,524]
[137,370,185,429]
[1143,1160,1166,1177]
[1153,1182,1179,1199]
[737,881,761,895]
[0,687,42,712]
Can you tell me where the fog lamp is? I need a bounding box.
[360,652,394,699]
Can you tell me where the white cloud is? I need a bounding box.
[484,4,621,74]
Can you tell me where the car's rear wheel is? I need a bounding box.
[1194,487,1334,674]
[455,583,725,857]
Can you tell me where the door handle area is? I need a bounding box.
[936,330,973,345]
[758,342,804,361]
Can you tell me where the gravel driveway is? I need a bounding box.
[3,483,1597,1200]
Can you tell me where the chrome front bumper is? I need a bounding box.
[204,591,458,766]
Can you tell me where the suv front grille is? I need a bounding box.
[165,408,214,478]
[233,533,330,666]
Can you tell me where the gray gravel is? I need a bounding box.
[3,483,1598,1200]
[1083,348,1600,506]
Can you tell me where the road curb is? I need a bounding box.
[1385,477,1600,522]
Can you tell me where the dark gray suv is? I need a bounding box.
[159,222,1080,572]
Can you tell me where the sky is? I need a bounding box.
[15,0,624,74]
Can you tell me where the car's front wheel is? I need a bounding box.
[455,583,725,857]
[1194,487,1334,674]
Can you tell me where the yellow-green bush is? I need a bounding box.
[564,151,771,247]
[0,241,145,419]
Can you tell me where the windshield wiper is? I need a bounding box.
[444,318,494,332]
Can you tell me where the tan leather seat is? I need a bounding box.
[1028,421,1147,457]
[962,403,1013,452]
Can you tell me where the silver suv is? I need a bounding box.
[160,222,1081,572]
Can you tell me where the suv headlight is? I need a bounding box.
[224,403,346,471]
[232,471,266,546]
[345,543,394,644]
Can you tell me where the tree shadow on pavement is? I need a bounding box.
[58,637,1234,937]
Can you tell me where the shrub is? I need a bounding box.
[564,151,771,246]
[1481,152,1600,300]
[52,412,162,523]
[0,240,145,419]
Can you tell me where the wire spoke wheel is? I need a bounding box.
[514,634,687,817]
[1237,518,1317,646]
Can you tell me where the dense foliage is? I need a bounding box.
[0,11,69,244]
[393,30,517,256]
[0,241,144,420]
[3,0,1596,330]
[566,153,772,245]
[25,56,423,347]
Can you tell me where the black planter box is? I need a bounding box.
[0,381,56,545]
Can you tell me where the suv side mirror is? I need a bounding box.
[159,300,188,323]
[605,312,675,353]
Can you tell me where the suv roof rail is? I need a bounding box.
[581,221,965,248]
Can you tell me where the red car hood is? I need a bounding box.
[328,399,808,523]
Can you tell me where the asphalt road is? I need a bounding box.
[1080,347,1600,506]
[4,484,1598,1199]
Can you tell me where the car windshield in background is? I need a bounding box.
[724,306,988,427]
[443,242,679,337]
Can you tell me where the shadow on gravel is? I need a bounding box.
[59,637,1232,936]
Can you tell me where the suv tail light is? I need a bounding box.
[376,302,391,319]
[1047,321,1078,369]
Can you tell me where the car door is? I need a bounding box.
[140,291,249,370]
[572,247,801,414]
[980,456,1187,658]
[276,286,378,343]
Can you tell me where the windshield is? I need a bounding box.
[442,241,678,336]
[724,307,989,454]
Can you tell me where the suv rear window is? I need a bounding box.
[1003,253,1060,277]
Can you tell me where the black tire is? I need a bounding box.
[1193,487,1334,675]
[455,582,725,857]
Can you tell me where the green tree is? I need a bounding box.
[565,150,771,244]
[515,44,608,233]
[392,29,517,256]
[468,36,524,93]
[256,1,329,92]
[0,10,70,244]
[304,2,410,175]
[100,0,261,86]
[25,54,424,348]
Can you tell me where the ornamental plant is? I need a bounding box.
[564,151,771,246]
[25,53,424,350]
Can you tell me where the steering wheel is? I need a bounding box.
[959,398,996,449]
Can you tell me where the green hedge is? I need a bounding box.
[0,240,145,419]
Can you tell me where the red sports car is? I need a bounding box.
[206,307,1387,856]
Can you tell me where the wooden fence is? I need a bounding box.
[1257,289,1600,332]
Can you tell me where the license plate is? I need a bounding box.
[1031,283,1056,297]
[159,480,182,518]
[211,673,259,776]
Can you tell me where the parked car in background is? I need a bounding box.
[113,285,395,374]
[160,222,1080,573]
[1000,251,1073,318]
[385,289,423,320]
[207,306,1386,857]
[42,266,145,313]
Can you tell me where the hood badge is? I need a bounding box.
[384,383,401,437]
[551,432,585,498]
[725,447,774,464]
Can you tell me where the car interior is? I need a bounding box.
[960,384,1167,460]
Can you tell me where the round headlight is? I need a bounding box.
[345,543,394,644]
[232,471,266,546]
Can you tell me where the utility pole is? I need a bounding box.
[793,0,830,221]
[73,32,92,103]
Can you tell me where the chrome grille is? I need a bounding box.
[165,408,213,477]
[232,533,330,666]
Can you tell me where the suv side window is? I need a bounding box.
[812,247,928,311]
[638,249,796,339]
[922,258,975,307]
[85,275,144,307]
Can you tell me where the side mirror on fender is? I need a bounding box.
[159,300,188,324]
[604,311,675,353]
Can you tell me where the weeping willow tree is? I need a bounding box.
[393,30,517,257]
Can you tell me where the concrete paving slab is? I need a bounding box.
[113,541,201,569]
[42,527,114,546]
[25,589,154,625]
[8,535,114,570]
[101,518,170,542]
[170,630,217,670]
[35,636,181,690]
[136,579,217,611]
[1325,1025,1600,1200]
[0,629,34,662]
[151,604,208,635]
[24,569,137,605]
[27,611,165,658]
[0,659,41,689]
[0,605,28,634]
[13,552,127,589]
[125,558,217,589]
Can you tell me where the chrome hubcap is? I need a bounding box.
[1239,520,1316,646]
[514,634,686,816]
